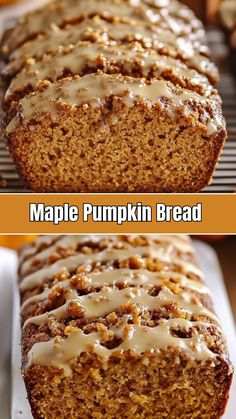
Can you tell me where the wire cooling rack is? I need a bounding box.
[0,27,235,193]
[204,29,236,193]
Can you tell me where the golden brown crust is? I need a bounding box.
[18,235,233,418]
[19,235,232,419]
[0,0,205,56]
[0,0,226,192]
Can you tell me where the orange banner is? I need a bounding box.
[0,194,235,234]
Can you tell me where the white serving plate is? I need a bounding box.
[11,241,236,419]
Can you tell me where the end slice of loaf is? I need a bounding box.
[0,0,227,192]
[19,235,233,418]
[6,73,226,192]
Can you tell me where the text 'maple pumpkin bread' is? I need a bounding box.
[18,235,233,418]
[1,0,227,192]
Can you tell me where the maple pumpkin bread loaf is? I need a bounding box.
[1,0,227,192]
[19,235,233,418]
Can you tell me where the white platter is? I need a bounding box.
[10,241,236,419]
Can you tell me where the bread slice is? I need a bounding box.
[0,0,226,192]
[1,0,203,55]
[4,40,218,105]
[6,73,226,192]
[19,235,233,418]
[2,17,213,80]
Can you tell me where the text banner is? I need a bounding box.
[0,194,235,234]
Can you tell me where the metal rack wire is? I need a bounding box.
[204,29,236,193]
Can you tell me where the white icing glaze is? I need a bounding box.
[207,113,226,136]
[190,54,218,76]
[23,285,218,328]
[131,234,193,253]
[4,0,200,53]
[7,74,222,136]
[20,235,111,276]
[19,235,63,264]
[6,20,202,63]
[4,18,210,78]
[19,244,203,292]
[5,41,212,100]
[142,0,170,7]
[21,268,210,311]
[20,234,194,276]
[20,235,222,375]
[26,318,217,376]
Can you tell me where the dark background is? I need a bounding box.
[180,0,220,23]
